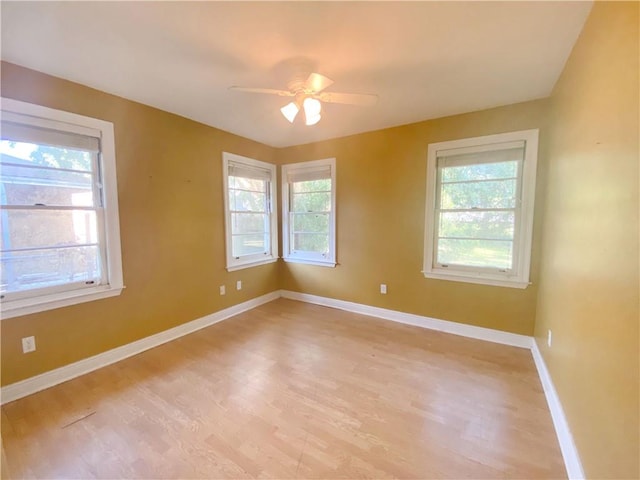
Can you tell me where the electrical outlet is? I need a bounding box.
[219,285,226,295]
[380,284,387,294]
[547,329,552,348]
[236,280,242,291]
[22,336,36,354]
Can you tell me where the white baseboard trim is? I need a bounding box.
[1,291,280,405]
[279,290,533,349]
[531,340,585,480]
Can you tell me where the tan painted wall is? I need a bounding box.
[0,62,279,386]
[0,63,549,386]
[534,2,639,479]
[277,99,549,336]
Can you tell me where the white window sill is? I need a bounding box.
[1,285,124,320]
[283,257,336,268]
[422,271,530,289]
[226,257,278,272]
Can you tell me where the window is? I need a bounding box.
[0,97,123,318]
[222,153,277,271]
[423,129,538,288]
[282,158,336,267]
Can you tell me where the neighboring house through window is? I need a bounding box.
[282,158,336,267]
[0,97,123,318]
[423,129,538,288]
[222,152,277,271]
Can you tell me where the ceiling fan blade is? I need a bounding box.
[305,73,334,93]
[318,92,378,106]
[229,86,294,97]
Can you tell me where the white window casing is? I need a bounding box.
[222,152,278,271]
[0,97,124,319]
[282,158,336,267]
[423,129,539,288]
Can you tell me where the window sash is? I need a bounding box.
[0,142,109,300]
[0,210,108,297]
[0,156,105,209]
[228,179,270,221]
[289,211,330,256]
[290,190,332,214]
[282,158,336,266]
[228,177,270,258]
[432,154,524,274]
[289,182,331,256]
[222,153,277,270]
[230,210,270,258]
[423,130,538,289]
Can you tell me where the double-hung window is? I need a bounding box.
[222,153,277,271]
[0,98,123,318]
[423,129,538,288]
[282,158,336,267]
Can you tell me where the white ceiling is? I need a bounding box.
[1,1,592,148]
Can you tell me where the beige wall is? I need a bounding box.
[0,62,279,385]
[277,100,549,336]
[1,63,550,386]
[534,2,639,479]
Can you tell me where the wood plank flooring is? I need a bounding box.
[1,298,566,479]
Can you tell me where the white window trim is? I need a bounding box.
[281,157,336,267]
[0,97,124,319]
[222,152,278,272]
[423,129,539,289]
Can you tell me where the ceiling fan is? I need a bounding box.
[229,73,378,126]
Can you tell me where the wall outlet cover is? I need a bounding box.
[22,336,36,354]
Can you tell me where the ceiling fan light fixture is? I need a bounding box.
[303,97,321,116]
[280,102,299,123]
[233,72,378,128]
[305,113,321,126]
[303,97,322,126]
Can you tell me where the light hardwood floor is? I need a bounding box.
[1,298,565,479]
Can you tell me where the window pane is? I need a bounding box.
[0,141,92,171]
[229,175,265,192]
[0,164,93,207]
[440,178,516,209]
[1,209,99,251]
[229,189,266,212]
[232,234,266,257]
[1,245,101,294]
[293,233,329,253]
[291,213,329,233]
[292,179,331,193]
[441,161,517,182]
[437,238,513,269]
[292,192,330,212]
[439,211,515,240]
[231,212,266,235]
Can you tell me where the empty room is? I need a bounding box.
[0,1,638,479]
